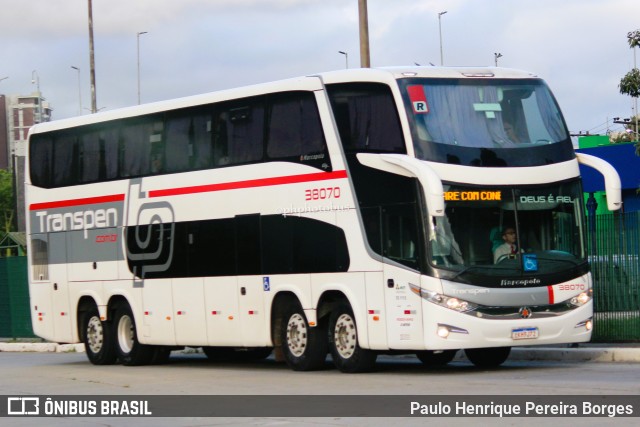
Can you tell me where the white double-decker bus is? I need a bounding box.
[26,67,621,372]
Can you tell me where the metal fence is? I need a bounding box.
[0,256,35,338]
[587,211,640,342]
[1,211,639,342]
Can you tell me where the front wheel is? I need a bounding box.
[328,303,377,373]
[82,307,117,365]
[279,301,327,371]
[465,347,511,368]
[113,303,154,366]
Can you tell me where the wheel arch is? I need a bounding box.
[76,296,98,343]
[270,291,300,348]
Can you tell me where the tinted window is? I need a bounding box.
[267,92,326,160]
[29,135,53,187]
[327,83,406,154]
[29,91,331,188]
[126,214,350,278]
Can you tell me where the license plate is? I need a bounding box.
[512,327,539,340]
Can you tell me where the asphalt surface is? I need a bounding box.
[1,341,639,363]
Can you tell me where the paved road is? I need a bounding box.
[0,351,638,426]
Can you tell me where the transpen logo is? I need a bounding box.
[125,180,175,279]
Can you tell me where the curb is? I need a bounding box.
[510,347,640,363]
[0,343,84,353]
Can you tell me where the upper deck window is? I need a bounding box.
[399,78,574,166]
[327,83,406,154]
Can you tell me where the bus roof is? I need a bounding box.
[28,66,539,136]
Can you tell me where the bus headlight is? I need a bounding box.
[410,285,478,313]
[570,289,593,307]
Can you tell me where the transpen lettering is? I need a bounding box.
[35,208,118,239]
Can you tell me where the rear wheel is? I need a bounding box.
[82,307,117,365]
[279,301,327,371]
[113,303,154,366]
[328,303,377,373]
[465,347,511,368]
[416,350,457,366]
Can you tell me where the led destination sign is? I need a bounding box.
[444,191,502,201]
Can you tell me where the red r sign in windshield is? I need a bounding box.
[407,85,429,114]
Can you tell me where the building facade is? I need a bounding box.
[1,92,52,231]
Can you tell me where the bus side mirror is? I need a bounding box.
[356,153,445,216]
[576,153,622,211]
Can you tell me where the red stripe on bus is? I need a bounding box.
[148,170,349,198]
[29,194,125,211]
[547,286,555,304]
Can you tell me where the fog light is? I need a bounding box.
[437,325,450,338]
[585,320,593,331]
[436,323,469,338]
[575,318,593,330]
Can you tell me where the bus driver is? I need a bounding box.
[493,226,520,263]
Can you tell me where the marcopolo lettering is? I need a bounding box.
[35,208,118,239]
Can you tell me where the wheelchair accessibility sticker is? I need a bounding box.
[523,254,538,272]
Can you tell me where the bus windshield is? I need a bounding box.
[428,180,586,283]
[400,78,572,166]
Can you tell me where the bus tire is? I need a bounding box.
[465,347,511,368]
[328,303,377,373]
[280,301,327,371]
[82,307,117,365]
[416,350,457,366]
[113,303,154,366]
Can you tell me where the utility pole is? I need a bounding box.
[438,11,447,66]
[88,0,97,113]
[358,0,370,68]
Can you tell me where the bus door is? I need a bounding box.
[140,278,176,345]
[237,276,269,347]
[172,277,207,346]
[380,205,425,349]
[28,233,55,341]
[235,215,268,347]
[48,231,73,343]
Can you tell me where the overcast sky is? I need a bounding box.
[1,0,639,136]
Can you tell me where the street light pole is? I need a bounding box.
[137,31,148,105]
[87,0,97,113]
[338,51,349,69]
[494,52,503,67]
[438,11,447,66]
[358,0,370,68]
[71,66,82,116]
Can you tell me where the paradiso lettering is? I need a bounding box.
[35,208,118,239]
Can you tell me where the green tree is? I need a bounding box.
[619,68,640,98]
[620,30,640,97]
[0,169,16,235]
[619,30,640,152]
